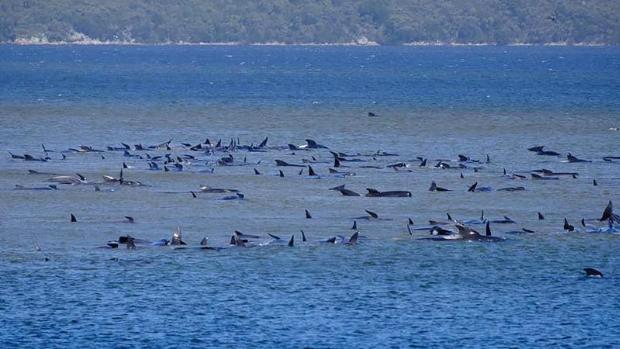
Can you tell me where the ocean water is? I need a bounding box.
[0,45,619,348]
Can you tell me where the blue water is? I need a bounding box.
[1,45,620,348]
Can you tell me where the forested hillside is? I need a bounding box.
[1,0,618,44]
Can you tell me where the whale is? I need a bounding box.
[497,186,526,192]
[567,153,591,163]
[467,182,493,192]
[306,165,320,178]
[531,146,560,156]
[531,173,559,180]
[169,227,187,245]
[200,186,239,193]
[322,231,359,245]
[275,159,305,167]
[502,168,527,180]
[28,169,58,176]
[599,201,620,223]
[365,188,412,197]
[330,184,360,196]
[527,145,545,152]
[68,145,105,153]
[198,237,222,251]
[298,139,328,149]
[455,222,505,242]
[490,216,516,224]
[328,168,356,177]
[49,174,87,185]
[14,184,58,191]
[584,268,603,278]
[221,193,244,200]
[354,209,381,220]
[429,181,451,192]
[503,228,535,234]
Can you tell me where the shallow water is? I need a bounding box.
[1,45,619,348]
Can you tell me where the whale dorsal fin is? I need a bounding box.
[429,181,437,191]
[258,137,268,148]
[468,182,477,192]
[485,222,491,236]
[366,188,380,194]
[365,210,378,219]
[306,139,318,147]
[308,166,317,176]
[600,201,613,221]
[288,235,294,247]
[348,232,359,245]
[300,230,307,242]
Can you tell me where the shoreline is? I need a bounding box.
[0,39,612,47]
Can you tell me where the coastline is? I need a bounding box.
[1,38,611,47]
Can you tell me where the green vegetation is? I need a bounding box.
[1,0,618,44]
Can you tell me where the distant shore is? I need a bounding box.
[1,38,610,47]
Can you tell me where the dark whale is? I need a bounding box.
[365,188,412,197]
[584,268,603,277]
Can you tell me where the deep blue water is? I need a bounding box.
[1,45,619,348]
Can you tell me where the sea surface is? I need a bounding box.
[1,45,619,348]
